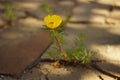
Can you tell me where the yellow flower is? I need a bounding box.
[44,15,62,29]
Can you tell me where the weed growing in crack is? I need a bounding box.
[41,3,94,64]
[66,34,94,64]
[43,15,67,60]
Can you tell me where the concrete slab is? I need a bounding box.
[0,30,51,76]
[106,9,120,24]
[71,3,110,23]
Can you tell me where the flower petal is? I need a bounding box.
[44,15,62,29]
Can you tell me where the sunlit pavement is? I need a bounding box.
[0,0,120,80]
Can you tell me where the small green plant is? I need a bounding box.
[43,15,94,64]
[42,3,94,64]
[66,34,94,64]
[43,15,67,60]
[5,3,15,21]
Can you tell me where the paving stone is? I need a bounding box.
[12,2,44,19]
[96,0,115,5]
[1,31,23,40]
[78,0,116,5]
[20,68,44,80]
[97,60,120,77]
[107,24,120,35]
[106,18,120,24]
[77,0,95,3]
[52,1,73,16]
[0,76,16,80]
[18,17,43,32]
[106,9,120,24]
[59,0,75,7]
[11,1,73,19]
[109,10,120,19]
[9,0,58,3]
[26,8,48,19]
[71,3,110,23]
[0,4,5,10]
[0,30,51,76]
[77,0,116,6]
[14,10,26,18]
[0,39,11,48]
[0,19,5,26]
[18,17,42,27]
[39,62,114,80]
[13,2,41,10]
[115,0,120,7]
[27,2,73,19]
[53,3,73,17]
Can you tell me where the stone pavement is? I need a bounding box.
[0,30,51,76]
[0,0,120,80]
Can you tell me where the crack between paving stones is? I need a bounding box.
[90,63,120,80]
[44,74,49,80]
[24,11,40,19]
[68,20,117,25]
[40,58,120,80]
[39,73,49,80]
[40,58,105,64]
[83,65,104,80]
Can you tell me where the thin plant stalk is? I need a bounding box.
[52,30,67,60]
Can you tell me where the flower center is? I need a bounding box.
[49,22,54,25]
[48,22,54,27]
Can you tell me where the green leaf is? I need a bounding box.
[52,30,65,44]
[5,3,15,20]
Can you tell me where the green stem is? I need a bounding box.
[52,30,67,60]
